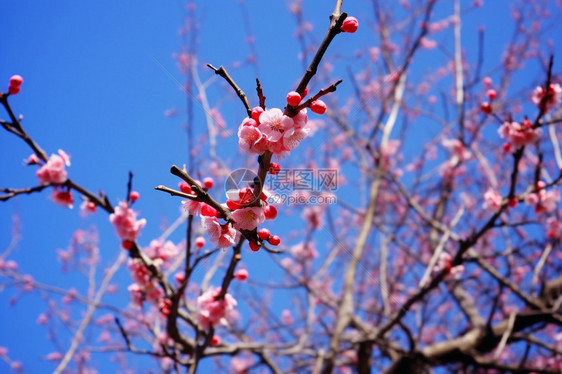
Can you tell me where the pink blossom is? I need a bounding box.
[483,188,502,212]
[442,138,471,161]
[109,202,147,241]
[498,120,542,147]
[435,252,464,278]
[51,189,74,208]
[531,83,562,111]
[196,287,238,330]
[46,352,62,361]
[525,184,560,214]
[302,206,323,230]
[258,108,295,142]
[283,127,309,150]
[281,309,294,325]
[420,37,437,49]
[291,242,318,260]
[231,206,265,230]
[127,283,145,307]
[546,217,562,238]
[181,199,202,215]
[145,240,179,265]
[25,153,40,165]
[201,216,237,248]
[230,356,252,374]
[35,150,70,185]
[238,124,264,155]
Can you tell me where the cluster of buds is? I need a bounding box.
[480,84,497,114]
[7,75,23,95]
[498,118,542,149]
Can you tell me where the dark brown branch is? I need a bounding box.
[0,185,49,201]
[207,64,252,117]
[168,165,232,222]
[256,79,266,109]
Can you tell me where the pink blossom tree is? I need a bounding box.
[2,0,562,373]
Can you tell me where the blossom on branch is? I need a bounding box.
[109,202,147,241]
[201,216,237,248]
[237,108,309,156]
[497,120,542,147]
[531,83,562,112]
[483,188,502,212]
[196,287,238,330]
[35,149,70,185]
[231,206,265,231]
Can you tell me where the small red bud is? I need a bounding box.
[310,100,327,115]
[86,201,97,212]
[174,272,186,283]
[269,163,281,175]
[286,91,302,106]
[487,89,497,100]
[267,235,281,246]
[195,236,206,250]
[251,106,264,123]
[179,181,193,194]
[9,75,23,87]
[303,87,309,96]
[249,241,261,252]
[129,191,140,202]
[203,177,214,189]
[211,336,221,346]
[258,228,270,240]
[341,16,359,33]
[503,142,511,152]
[8,85,20,95]
[234,269,248,281]
[242,117,258,127]
[264,205,277,220]
[480,102,492,114]
[508,198,518,207]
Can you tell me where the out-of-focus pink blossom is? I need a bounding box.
[526,184,560,214]
[531,83,562,111]
[498,121,542,147]
[483,188,502,212]
[109,202,146,241]
[51,188,74,209]
[435,252,464,278]
[196,287,238,330]
[46,352,62,361]
[442,138,471,161]
[36,150,70,185]
[281,309,294,325]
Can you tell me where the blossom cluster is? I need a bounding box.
[196,286,238,330]
[109,201,147,241]
[26,150,75,208]
[181,179,279,250]
[498,119,542,148]
[525,181,560,214]
[531,83,562,112]
[127,240,180,309]
[238,107,309,157]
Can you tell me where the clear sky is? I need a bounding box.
[1,0,562,372]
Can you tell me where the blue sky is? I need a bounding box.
[2,0,562,372]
